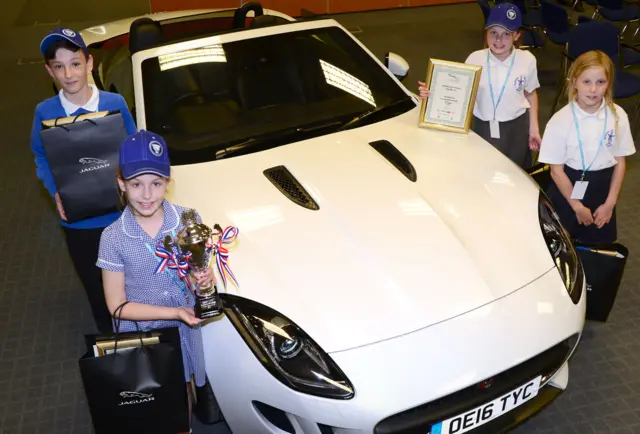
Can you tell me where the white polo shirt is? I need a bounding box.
[539,101,636,171]
[465,48,540,122]
[59,84,100,116]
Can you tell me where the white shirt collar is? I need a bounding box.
[59,84,99,116]
[573,99,607,120]
[488,47,515,65]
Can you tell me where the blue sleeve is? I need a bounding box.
[117,94,137,135]
[30,106,57,197]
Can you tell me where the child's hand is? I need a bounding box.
[528,130,541,151]
[573,203,594,226]
[192,267,216,287]
[54,193,67,221]
[176,307,203,327]
[417,81,430,100]
[593,202,614,228]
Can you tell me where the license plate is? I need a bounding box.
[430,376,542,434]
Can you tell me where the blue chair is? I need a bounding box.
[551,19,640,133]
[570,0,599,17]
[577,15,640,66]
[594,0,640,36]
[540,0,573,46]
[511,0,544,27]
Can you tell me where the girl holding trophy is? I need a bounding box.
[417,3,541,168]
[96,130,220,427]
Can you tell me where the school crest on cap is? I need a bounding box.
[62,28,77,37]
[506,8,517,19]
[149,140,164,157]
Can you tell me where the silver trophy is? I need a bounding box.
[164,209,224,319]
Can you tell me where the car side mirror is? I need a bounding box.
[385,52,410,82]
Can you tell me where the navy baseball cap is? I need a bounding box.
[120,130,171,179]
[40,27,87,56]
[485,3,522,32]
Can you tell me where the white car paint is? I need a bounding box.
[204,267,581,433]
[83,9,586,433]
[167,107,559,354]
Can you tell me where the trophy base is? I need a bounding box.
[194,290,223,320]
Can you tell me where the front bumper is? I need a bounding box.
[201,268,585,434]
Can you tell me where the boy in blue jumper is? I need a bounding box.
[31,28,137,334]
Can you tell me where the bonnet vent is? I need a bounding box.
[369,140,417,182]
[263,165,320,210]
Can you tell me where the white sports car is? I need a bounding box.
[80,3,586,433]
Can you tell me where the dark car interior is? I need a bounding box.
[86,2,412,164]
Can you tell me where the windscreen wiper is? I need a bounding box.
[336,96,415,132]
[215,120,343,160]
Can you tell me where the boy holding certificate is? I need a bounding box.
[418,3,541,169]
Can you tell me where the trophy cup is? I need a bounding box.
[165,209,224,319]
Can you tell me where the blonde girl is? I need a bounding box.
[538,50,636,244]
[418,3,541,168]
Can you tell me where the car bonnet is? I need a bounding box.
[167,107,558,353]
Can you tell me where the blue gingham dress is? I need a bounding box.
[96,200,206,387]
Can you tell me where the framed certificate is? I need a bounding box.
[418,59,482,134]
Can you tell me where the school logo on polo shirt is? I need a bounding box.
[605,130,615,147]
[514,76,526,92]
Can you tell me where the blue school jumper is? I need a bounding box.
[97,200,207,387]
[30,90,137,229]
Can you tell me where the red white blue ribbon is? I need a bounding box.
[209,226,240,289]
[154,241,194,292]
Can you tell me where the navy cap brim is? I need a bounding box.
[485,22,520,32]
[40,34,85,56]
[121,162,170,180]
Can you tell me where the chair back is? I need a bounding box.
[599,0,624,10]
[567,20,620,64]
[477,0,491,23]
[541,0,570,33]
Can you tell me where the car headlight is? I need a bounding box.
[222,294,355,399]
[538,193,584,304]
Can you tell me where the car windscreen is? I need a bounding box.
[140,26,415,165]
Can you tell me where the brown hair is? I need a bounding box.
[116,168,128,210]
[565,50,619,137]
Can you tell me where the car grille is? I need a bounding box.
[374,336,577,434]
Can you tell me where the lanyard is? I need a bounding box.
[570,102,608,180]
[487,50,516,120]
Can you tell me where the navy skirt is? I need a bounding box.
[472,111,532,169]
[546,165,617,245]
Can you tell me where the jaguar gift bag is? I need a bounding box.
[575,243,629,322]
[40,111,129,223]
[78,302,190,434]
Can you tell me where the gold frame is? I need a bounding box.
[418,59,482,134]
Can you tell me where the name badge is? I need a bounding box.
[490,119,500,139]
[571,181,589,200]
